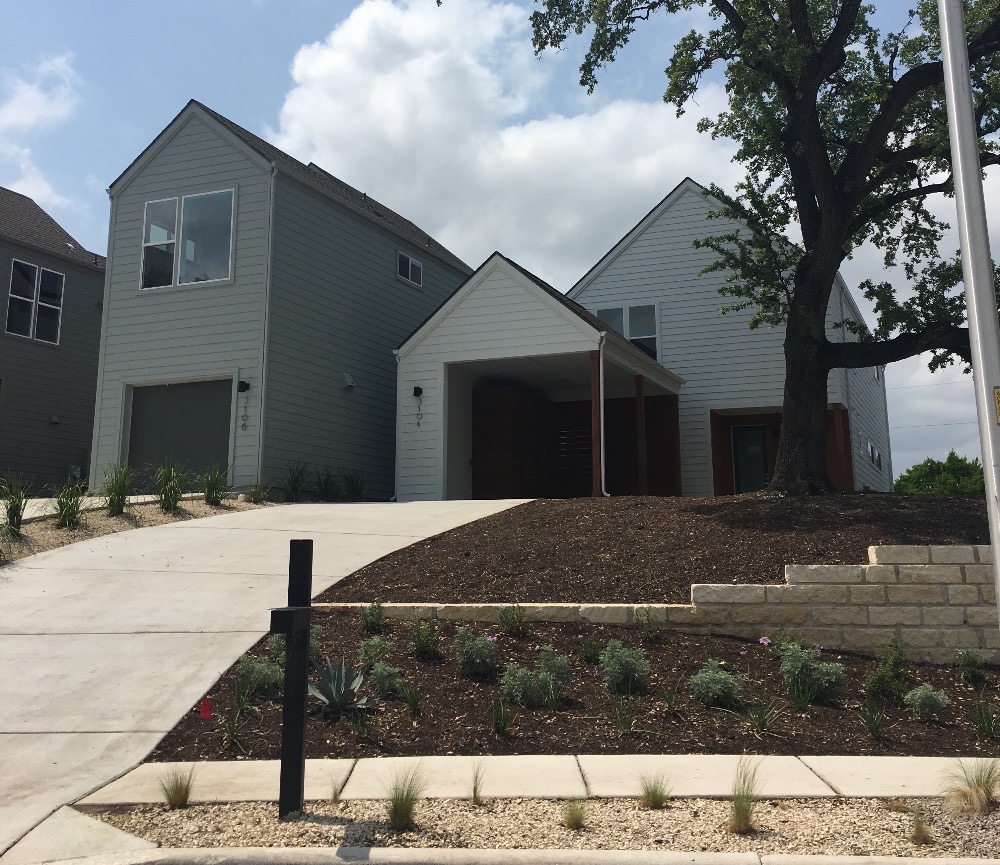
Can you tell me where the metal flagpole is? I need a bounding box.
[938,0,1000,628]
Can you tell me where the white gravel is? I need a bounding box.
[88,797,1000,857]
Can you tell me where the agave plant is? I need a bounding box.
[309,657,377,718]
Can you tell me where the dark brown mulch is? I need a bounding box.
[319,494,989,605]
[149,611,1000,763]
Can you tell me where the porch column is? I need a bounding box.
[589,349,603,497]
[634,375,648,494]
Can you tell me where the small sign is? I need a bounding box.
[995,388,1000,424]
[199,698,213,719]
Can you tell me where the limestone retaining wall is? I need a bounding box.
[316,545,999,664]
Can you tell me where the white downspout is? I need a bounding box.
[599,334,609,496]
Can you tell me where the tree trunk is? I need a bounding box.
[768,301,835,495]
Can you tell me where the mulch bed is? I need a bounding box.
[148,610,1000,763]
[320,494,989,605]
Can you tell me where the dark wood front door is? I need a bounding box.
[732,424,768,493]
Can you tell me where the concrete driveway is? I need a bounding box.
[0,500,524,855]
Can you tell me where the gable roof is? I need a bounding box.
[0,187,105,271]
[111,100,470,275]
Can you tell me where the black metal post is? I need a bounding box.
[270,538,313,820]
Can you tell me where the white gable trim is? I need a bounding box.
[569,177,714,299]
[109,103,272,196]
[397,252,600,360]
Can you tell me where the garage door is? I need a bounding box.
[128,379,233,479]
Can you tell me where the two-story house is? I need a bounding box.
[1,187,105,490]
[89,101,471,497]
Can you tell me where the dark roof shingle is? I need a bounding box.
[0,187,105,270]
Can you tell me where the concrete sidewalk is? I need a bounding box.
[0,501,525,858]
[21,494,200,523]
[3,753,990,865]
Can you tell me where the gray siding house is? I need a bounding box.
[569,177,892,496]
[89,101,470,498]
[0,188,105,490]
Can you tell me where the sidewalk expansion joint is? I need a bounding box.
[794,756,841,796]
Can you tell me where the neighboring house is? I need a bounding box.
[89,100,471,498]
[569,177,892,496]
[396,252,684,501]
[0,187,105,490]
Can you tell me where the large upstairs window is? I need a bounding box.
[596,303,658,359]
[5,259,64,345]
[141,189,234,289]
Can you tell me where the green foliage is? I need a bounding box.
[501,645,573,708]
[969,703,999,739]
[486,695,514,735]
[408,619,444,662]
[1,474,30,535]
[746,699,784,736]
[315,466,340,502]
[599,640,650,695]
[728,756,761,835]
[153,463,189,513]
[562,800,586,830]
[100,464,133,517]
[858,703,889,737]
[944,758,1000,816]
[689,659,743,708]
[360,598,384,635]
[638,773,671,809]
[609,696,639,734]
[309,657,376,718]
[497,604,527,638]
[282,460,309,502]
[634,606,660,643]
[52,480,85,529]
[400,683,426,717]
[470,760,486,806]
[159,765,196,809]
[338,468,367,502]
[200,464,228,506]
[959,651,988,688]
[266,624,323,665]
[454,627,497,680]
[895,451,985,495]
[775,642,844,708]
[350,708,380,742]
[246,480,270,504]
[234,654,283,700]
[385,764,425,831]
[501,663,545,709]
[358,635,394,667]
[538,645,572,689]
[864,644,911,705]
[904,683,949,721]
[217,705,248,753]
[368,662,403,699]
[580,635,601,665]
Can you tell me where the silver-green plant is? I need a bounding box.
[904,684,949,721]
[158,764,196,809]
[358,635,395,667]
[52,479,85,529]
[360,598,385,635]
[455,627,497,680]
[599,640,650,695]
[727,756,761,835]
[638,773,671,809]
[943,758,1000,817]
[689,659,743,708]
[369,661,403,699]
[200,464,228,506]
[309,657,376,718]
[0,474,30,535]
[385,763,426,831]
[497,604,526,637]
[99,464,133,517]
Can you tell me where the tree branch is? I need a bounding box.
[821,323,971,369]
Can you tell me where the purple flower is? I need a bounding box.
[759,637,772,647]
[487,635,498,643]
[812,644,824,653]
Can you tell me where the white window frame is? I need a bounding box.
[4,258,64,346]
[140,189,235,290]
[397,252,423,287]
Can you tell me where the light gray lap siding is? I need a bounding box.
[0,239,104,489]
[89,115,270,486]
[263,173,468,500]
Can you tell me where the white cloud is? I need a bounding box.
[0,53,80,210]
[271,0,738,287]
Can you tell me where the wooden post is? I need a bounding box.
[270,539,313,820]
[634,375,648,495]
[589,349,602,497]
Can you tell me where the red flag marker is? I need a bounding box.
[199,698,213,719]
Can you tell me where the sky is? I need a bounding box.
[0,0,992,478]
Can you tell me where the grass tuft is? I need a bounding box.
[385,763,426,831]
[400,683,426,717]
[943,758,1000,817]
[52,479,85,528]
[727,756,761,835]
[562,800,587,831]
[1,474,30,535]
[969,702,999,739]
[159,764,196,809]
[486,696,514,736]
[638,773,671,809]
[100,464,133,517]
[470,759,487,806]
[330,772,348,806]
[200,464,228,506]
[910,807,934,846]
[858,702,888,737]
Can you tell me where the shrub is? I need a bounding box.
[267,624,323,664]
[282,460,309,502]
[498,604,527,638]
[159,765,196,809]
[338,468,367,502]
[234,654,283,699]
[580,635,601,665]
[501,663,545,708]
[959,651,988,688]
[153,463,189,512]
[455,627,497,680]
[408,619,443,662]
[538,645,572,688]
[315,466,340,502]
[1,474,30,535]
[904,684,949,721]
[200,464,228,506]
[358,635,394,667]
[689,659,743,708]
[369,662,403,698]
[502,646,572,708]
[385,763,425,831]
[599,640,650,695]
[100,464,133,517]
[776,641,844,707]
[864,644,910,705]
[53,480,85,529]
[634,606,660,643]
[246,480,270,504]
[360,598,384,635]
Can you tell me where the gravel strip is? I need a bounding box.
[88,798,999,857]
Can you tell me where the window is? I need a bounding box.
[398,252,422,286]
[5,260,64,345]
[874,365,881,382]
[141,190,234,289]
[867,441,883,471]
[596,303,658,359]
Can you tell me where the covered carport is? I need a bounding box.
[395,253,684,502]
